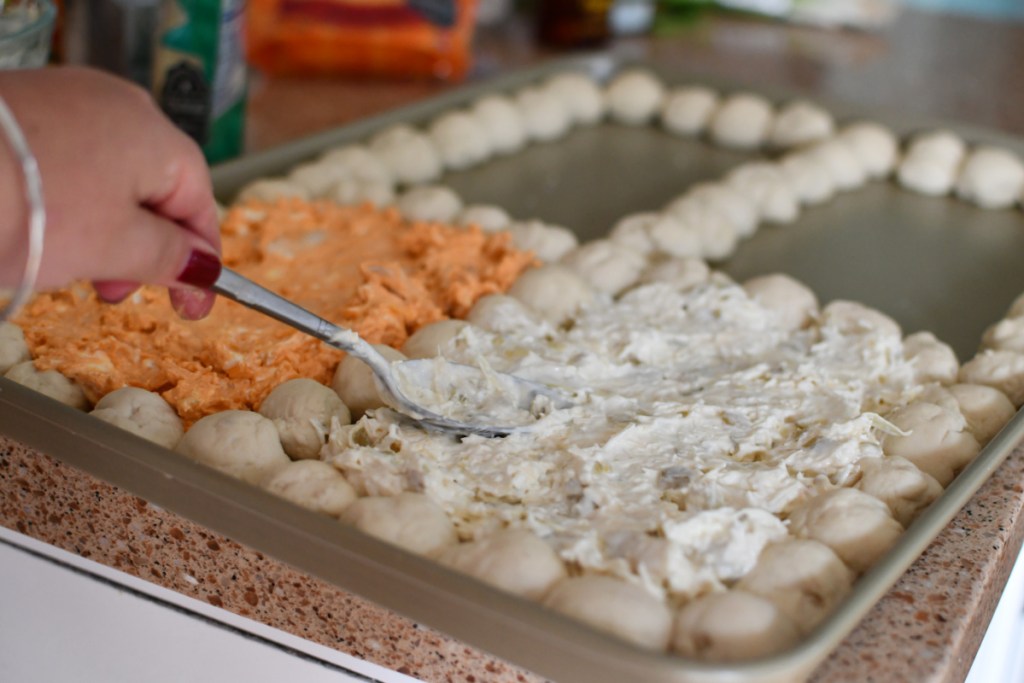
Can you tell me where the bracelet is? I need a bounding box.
[0,92,45,322]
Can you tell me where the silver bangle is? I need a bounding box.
[0,92,45,322]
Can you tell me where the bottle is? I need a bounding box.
[537,0,613,49]
[152,0,247,164]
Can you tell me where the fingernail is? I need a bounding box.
[177,250,221,289]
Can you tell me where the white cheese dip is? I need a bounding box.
[326,280,921,601]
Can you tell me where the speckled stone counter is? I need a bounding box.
[6,7,1024,683]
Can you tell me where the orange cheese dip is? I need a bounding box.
[18,199,535,424]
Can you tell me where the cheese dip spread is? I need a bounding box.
[325,278,922,602]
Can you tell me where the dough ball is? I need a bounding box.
[661,85,719,136]
[0,322,30,374]
[604,69,666,126]
[236,178,310,203]
[639,257,710,290]
[725,163,799,224]
[857,456,944,527]
[470,95,528,155]
[959,349,1024,407]
[820,300,902,339]
[396,185,464,223]
[956,147,1024,209]
[881,401,981,486]
[260,459,357,517]
[664,196,739,261]
[402,320,470,359]
[544,71,605,125]
[507,220,579,262]
[779,153,837,206]
[515,86,572,142]
[839,122,899,179]
[90,387,183,450]
[709,93,775,150]
[437,528,567,600]
[742,273,818,331]
[736,538,854,632]
[896,130,966,197]
[982,317,1024,354]
[803,139,868,191]
[326,178,395,207]
[467,294,541,334]
[340,492,457,556]
[288,160,354,198]
[683,182,759,239]
[768,100,835,149]
[258,378,352,460]
[427,110,493,171]
[176,410,290,485]
[332,344,407,418]
[368,125,443,186]
[613,212,701,259]
[903,331,959,385]
[788,488,904,573]
[608,213,661,255]
[560,239,647,295]
[948,383,1016,445]
[543,575,672,651]
[1006,291,1024,319]
[5,361,88,409]
[455,204,512,232]
[508,264,595,325]
[671,590,801,661]
[318,144,394,185]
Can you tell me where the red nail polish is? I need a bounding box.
[177,250,222,289]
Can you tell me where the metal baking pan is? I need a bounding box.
[4,55,1024,683]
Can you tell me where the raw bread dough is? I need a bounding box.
[608,213,662,255]
[470,95,528,155]
[663,196,739,261]
[318,144,394,185]
[340,492,457,556]
[176,410,290,485]
[560,239,647,295]
[0,322,30,374]
[709,93,774,150]
[331,344,407,418]
[396,185,464,223]
[508,264,594,325]
[506,220,578,262]
[671,590,801,661]
[90,386,184,450]
[725,163,799,224]
[956,146,1024,209]
[661,86,719,136]
[778,153,837,206]
[428,110,493,171]
[466,294,542,334]
[857,455,943,527]
[736,539,854,632]
[258,378,352,460]
[788,488,904,572]
[236,178,310,203]
[544,71,605,125]
[514,86,572,142]
[368,125,443,186]
[455,204,512,232]
[896,130,966,196]
[742,273,818,331]
[260,460,357,517]
[5,361,88,409]
[959,349,1024,407]
[326,178,395,207]
[683,183,759,239]
[903,331,959,385]
[610,212,701,259]
[803,139,868,191]
[402,319,470,359]
[947,383,1016,445]
[639,257,710,290]
[820,300,902,339]
[543,575,673,651]
[768,100,835,149]
[982,317,1024,354]
[288,160,354,198]
[437,528,567,599]
[839,122,899,179]
[881,401,981,486]
[604,69,666,126]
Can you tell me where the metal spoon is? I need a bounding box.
[211,268,571,437]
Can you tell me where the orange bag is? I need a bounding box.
[245,0,478,80]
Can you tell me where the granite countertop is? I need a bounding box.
[4,8,1024,683]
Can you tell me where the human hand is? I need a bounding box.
[0,66,222,320]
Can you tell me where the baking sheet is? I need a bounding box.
[4,55,1024,683]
